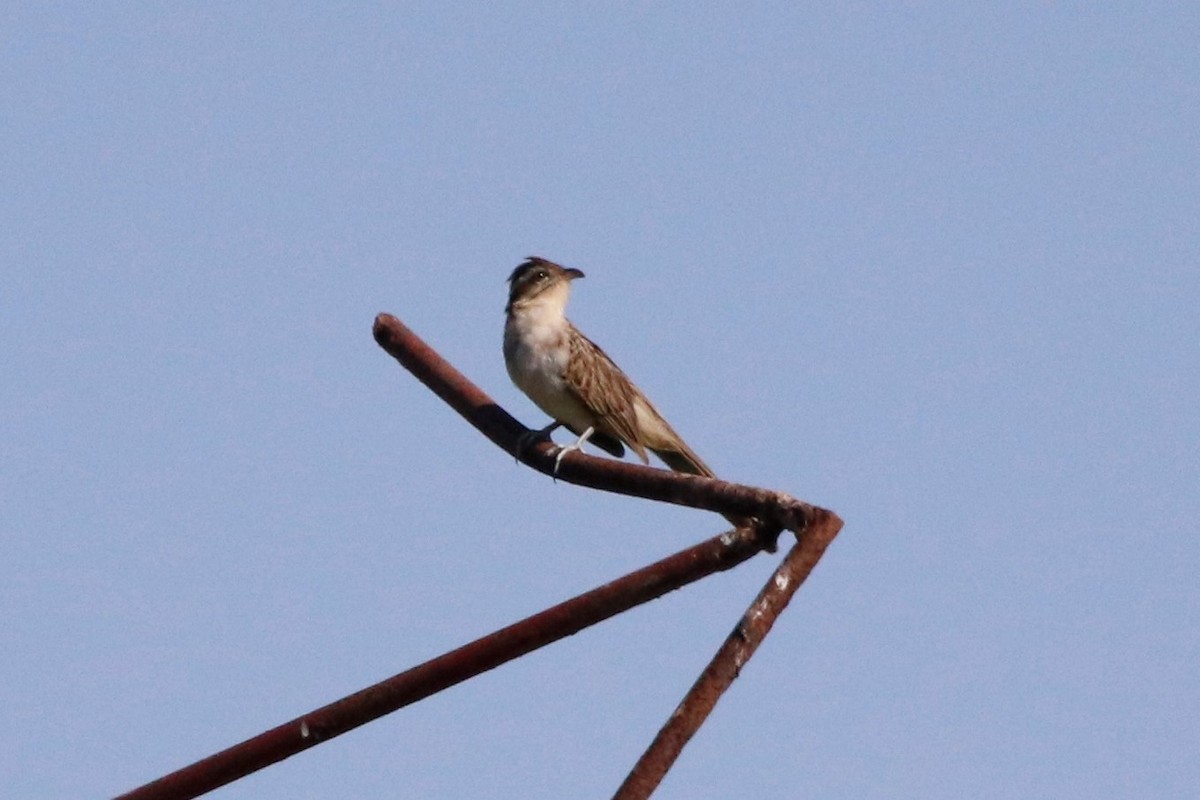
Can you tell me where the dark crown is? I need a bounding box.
[506,256,583,310]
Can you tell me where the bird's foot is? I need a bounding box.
[552,442,582,480]
[551,426,596,481]
[514,422,561,462]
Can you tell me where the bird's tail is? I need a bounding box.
[650,443,716,479]
[636,399,756,531]
[630,393,717,477]
[653,443,756,531]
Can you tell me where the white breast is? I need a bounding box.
[504,303,594,432]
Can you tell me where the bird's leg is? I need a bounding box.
[515,420,561,461]
[553,426,597,478]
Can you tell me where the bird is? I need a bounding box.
[502,256,719,480]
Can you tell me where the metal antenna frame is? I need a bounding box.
[115,313,843,800]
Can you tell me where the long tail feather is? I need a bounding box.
[651,445,716,478]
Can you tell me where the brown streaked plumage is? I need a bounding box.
[562,320,716,477]
[503,256,715,478]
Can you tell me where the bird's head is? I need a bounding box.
[505,256,585,314]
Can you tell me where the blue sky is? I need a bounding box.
[3,5,1197,798]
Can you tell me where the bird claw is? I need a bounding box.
[513,421,588,482]
[551,443,580,481]
[549,425,596,482]
[514,421,563,465]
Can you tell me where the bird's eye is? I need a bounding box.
[536,270,547,280]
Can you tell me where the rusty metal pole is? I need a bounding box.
[613,507,844,800]
[113,314,842,799]
[372,313,814,535]
[116,527,773,800]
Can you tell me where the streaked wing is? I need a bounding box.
[563,325,649,463]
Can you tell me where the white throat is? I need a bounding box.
[507,282,573,345]
[503,281,590,430]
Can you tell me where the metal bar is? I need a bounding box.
[116,526,773,800]
[116,313,843,799]
[373,313,814,536]
[613,507,844,800]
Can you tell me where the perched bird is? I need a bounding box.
[503,256,718,479]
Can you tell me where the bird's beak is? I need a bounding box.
[564,268,585,280]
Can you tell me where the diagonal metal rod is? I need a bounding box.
[372,312,814,538]
[367,311,845,798]
[613,507,843,799]
[115,527,774,800]
[117,312,843,799]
